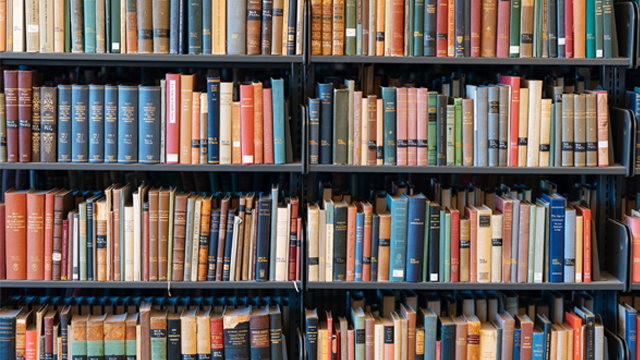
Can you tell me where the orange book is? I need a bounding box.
[253,82,264,164]
[191,92,201,164]
[0,0,5,52]
[376,0,385,56]
[126,0,137,53]
[43,189,58,281]
[573,0,586,58]
[389,0,404,56]
[180,75,195,164]
[26,324,37,360]
[27,190,46,280]
[5,189,29,280]
[346,204,357,281]
[464,206,478,283]
[197,196,212,281]
[240,84,255,164]
[232,100,242,164]
[625,213,640,283]
[377,212,391,281]
[575,205,591,282]
[332,0,345,55]
[565,312,582,360]
[262,88,275,164]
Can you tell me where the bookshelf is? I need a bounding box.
[310,55,633,66]
[0,280,302,290]
[307,164,628,175]
[0,162,304,172]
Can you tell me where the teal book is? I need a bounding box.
[427,91,437,165]
[454,98,462,166]
[443,209,451,282]
[272,78,286,164]
[188,0,203,54]
[509,0,522,57]
[79,203,88,281]
[351,307,365,360]
[532,326,545,359]
[446,104,455,166]
[414,0,425,56]
[408,0,415,56]
[586,0,596,57]
[202,0,212,54]
[84,0,97,53]
[382,87,397,165]
[345,0,357,55]
[594,0,603,57]
[387,194,408,282]
[422,308,438,360]
[421,200,431,282]
[109,0,121,52]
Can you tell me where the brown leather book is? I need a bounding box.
[40,87,57,162]
[271,0,284,55]
[367,95,377,165]
[247,0,262,55]
[321,0,333,54]
[104,313,126,353]
[311,0,322,54]
[253,82,264,164]
[43,189,58,281]
[26,190,46,280]
[250,307,270,359]
[16,309,33,359]
[389,0,404,56]
[31,87,41,162]
[72,315,89,353]
[4,70,19,163]
[453,316,468,360]
[480,0,497,57]
[139,302,152,359]
[126,0,138,53]
[180,74,195,164]
[241,194,255,280]
[215,196,230,281]
[125,313,138,354]
[171,193,189,281]
[150,308,167,357]
[332,0,345,55]
[196,195,212,281]
[52,189,73,281]
[87,313,107,355]
[136,0,153,54]
[281,0,290,54]
[152,0,170,53]
[18,70,33,162]
[4,188,28,280]
[158,187,171,281]
[148,188,159,281]
[96,0,106,52]
[464,314,481,360]
[261,0,273,54]
[95,199,107,281]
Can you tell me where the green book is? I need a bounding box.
[586,0,596,57]
[439,209,451,282]
[109,0,121,52]
[64,0,71,52]
[509,0,522,57]
[333,88,349,165]
[446,104,455,166]
[84,0,97,53]
[454,98,462,166]
[345,79,356,165]
[414,0,425,56]
[408,0,415,56]
[427,91,438,165]
[534,0,542,57]
[167,188,175,280]
[422,199,431,282]
[382,87,397,165]
[79,203,88,281]
[345,0,357,55]
[602,0,613,58]
[594,0,604,57]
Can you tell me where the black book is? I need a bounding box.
[424,0,437,56]
[455,0,465,56]
[548,0,558,57]
[309,98,320,165]
[305,309,319,360]
[256,195,272,281]
[436,94,447,166]
[167,312,182,360]
[428,202,441,281]
[269,305,283,360]
[333,201,348,281]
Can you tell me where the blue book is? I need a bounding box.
[226,0,247,54]
[222,208,235,281]
[403,193,427,282]
[317,83,333,164]
[354,210,364,282]
[620,303,637,360]
[308,98,320,165]
[117,86,138,163]
[206,208,221,281]
[421,308,437,360]
[188,0,202,54]
[532,326,545,359]
[381,87,397,165]
[387,194,408,282]
[272,78,286,164]
[58,85,73,162]
[535,314,553,360]
[88,85,104,163]
[202,0,212,54]
[513,327,522,360]
[0,309,19,359]
[626,91,640,168]
[84,0,97,53]
[104,86,118,163]
[138,86,161,164]
[542,193,566,283]
[440,318,456,360]
[207,77,220,164]
[71,85,89,163]
[169,0,185,53]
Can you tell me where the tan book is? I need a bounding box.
[464,315,481,360]
[332,0,344,55]
[158,187,172,281]
[281,0,290,54]
[271,0,284,54]
[181,309,197,357]
[453,316,468,360]
[479,322,497,359]
[120,0,127,52]
[95,0,106,52]
[179,75,194,164]
[213,0,226,54]
[147,188,159,281]
[96,199,108,281]
[361,96,369,165]
[152,0,169,53]
[538,98,552,167]
[196,308,212,356]
[53,0,64,51]
[26,0,39,52]
[517,87,530,167]
[476,205,492,283]
[39,0,53,52]
[561,94,575,167]
[295,0,304,55]
[16,309,32,359]
[104,313,127,357]
[72,314,89,357]
[124,313,137,356]
[87,313,108,355]
[240,194,255,280]
[459,217,470,282]
[391,311,407,360]
[231,99,241,164]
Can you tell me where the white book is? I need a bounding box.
[318,208,326,282]
[219,82,233,164]
[124,205,134,281]
[374,317,384,360]
[324,200,334,282]
[105,187,113,281]
[229,216,243,281]
[594,319,604,360]
[26,0,38,52]
[534,203,546,283]
[517,87,530,167]
[13,0,24,52]
[491,213,503,283]
[160,80,166,163]
[132,191,141,281]
[575,214,583,282]
[361,96,368,165]
[307,204,320,282]
[538,99,552,167]
[190,197,202,281]
[466,85,478,166]
[200,93,208,164]
[39,0,54,52]
[476,205,493,283]
[275,205,289,281]
[525,80,542,167]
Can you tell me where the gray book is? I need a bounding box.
[183,195,195,281]
[476,86,489,167]
[333,88,349,165]
[561,94,574,166]
[446,104,455,166]
[226,0,247,54]
[487,86,500,167]
[533,203,546,283]
[573,94,587,167]
[345,80,355,165]
[498,85,509,167]
[564,206,576,283]
[509,195,520,283]
[585,93,598,167]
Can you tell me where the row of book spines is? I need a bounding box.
[1,72,287,165]
[309,83,609,168]
[310,0,615,59]
[2,0,304,56]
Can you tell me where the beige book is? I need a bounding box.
[26,0,39,51]
[391,311,407,360]
[180,310,197,357]
[190,196,203,281]
[13,0,25,51]
[384,0,390,56]
[275,205,290,281]
[95,0,106,52]
[524,79,542,167]
[228,215,242,281]
[295,0,304,54]
[39,0,53,52]
[550,325,558,359]
[120,0,126,52]
[308,204,320,281]
[6,0,13,51]
[196,309,212,355]
[491,213,503,283]
[556,324,568,360]
[231,100,241,164]
[271,0,284,54]
[575,214,583,283]
[124,204,134,281]
[538,99,552,167]
[479,322,498,360]
[476,205,493,283]
[374,317,384,360]
[460,217,470,282]
[281,0,290,55]
[212,0,226,54]
[133,183,150,281]
[361,97,369,165]
[219,82,233,164]
[561,323,574,359]
[241,196,255,280]
[518,87,530,167]
[318,322,328,360]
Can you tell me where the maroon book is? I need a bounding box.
[61,219,69,280]
[470,0,482,57]
[143,202,149,281]
[436,0,449,57]
[0,204,5,280]
[3,70,19,162]
[18,70,33,162]
[288,198,299,281]
[495,0,511,57]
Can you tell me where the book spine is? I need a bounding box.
[226,0,246,54]
[117,86,138,163]
[261,0,273,54]
[139,87,161,163]
[425,0,436,56]
[201,0,211,53]
[240,84,255,164]
[480,0,497,56]
[520,0,533,56]
[206,209,221,281]
[207,77,220,164]
[247,0,262,55]
[70,0,85,52]
[396,88,407,166]
[262,88,274,164]
[476,87,488,166]
[414,0,425,56]
[187,0,202,54]
[271,78,285,164]
[352,210,362,281]
[321,0,332,54]
[495,0,509,57]
[509,0,521,56]
[367,95,377,165]
[136,0,152,53]
[573,0,585,57]
[602,0,612,58]
[71,84,89,163]
[446,104,455,165]
[288,199,299,281]
[454,0,465,56]
[39,88,56,162]
[286,0,297,55]
[345,0,356,55]
[377,215,390,281]
[382,87,396,165]
[332,0,344,55]
[333,205,347,281]
[126,0,137,53]
[168,0,183,53]
[88,85,105,163]
[549,196,565,283]
[435,0,448,56]
[309,99,320,165]
[548,0,557,57]
[255,198,272,281]
[18,71,33,163]
[428,204,440,281]
[152,0,169,52]
[31,87,41,162]
[436,94,447,166]
[104,85,119,163]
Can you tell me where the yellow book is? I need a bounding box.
[479,322,497,360]
[181,309,198,357]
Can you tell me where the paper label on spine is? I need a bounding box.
[167,154,178,162]
[558,38,565,45]
[28,25,38,33]
[430,273,438,281]
[393,269,403,278]
[347,28,356,37]
[597,50,603,57]
[112,42,120,50]
[599,141,608,148]
[510,46,520,53]
[243,155,253,163]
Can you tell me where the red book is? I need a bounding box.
[333,323,341,360]
[517,314,534,360]
[346,204,357,281]
[44,190,57,281]
[361,202,373,281]
[407,88,418,166]
[27,190,46,280]
[576,205,591,282]
[396,88,408,166]
[26,325,37,360]
[263,88,275,164]
[390,0,404,56]
[44,310,54,356]
[436,340,441,360]
[4,70,19,162]
[191,92,201,164]
[210,311,224,356]
[626,213,640,283]
[165,73,181,164]
[253,82,264,164]
[296,217,302,281]
[565,0,573,58]
[288,198,299,281]
[495,0,511,57]
[240,84,255,165]
[18,70,33,162]
[5,189,28,280]
[0,204,4,280]
[61,219,69,280]
[325,311,333,358]
[470,0,481,57]
[436,0,449,57]
[495,196,513,283]
[499,75,521,167]
[565,312,582,360]
[417,89,428,166]
[464,206,478,282]
[450,208,460,282]
[143,203,149,281]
